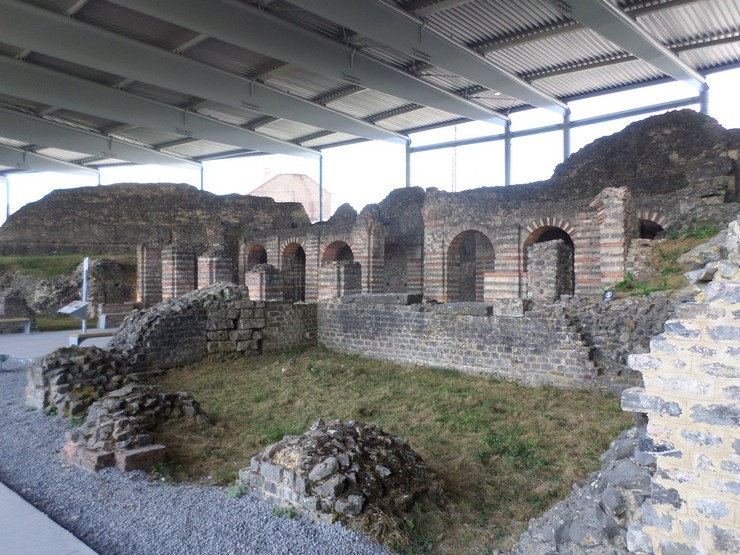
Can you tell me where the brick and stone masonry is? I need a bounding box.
[621,217,740,554]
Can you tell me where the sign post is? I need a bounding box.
[57,257,90,332]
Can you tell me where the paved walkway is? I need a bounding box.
[0,330,109,555]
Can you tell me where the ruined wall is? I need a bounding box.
[0,183,310,255]
[621,218,739,554]
[318,297,596,388]
[262,302,317,354]
[109,284,263,369]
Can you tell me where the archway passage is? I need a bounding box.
[639,219,665,240]
[524,226,575,299]
[384,242,407,293]
[447,231,495,302]
[322,241,354,264]
[282,243,306,302]
[247,244,268,269]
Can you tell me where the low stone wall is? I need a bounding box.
[25,346,133,415]
[318,298,597,389]
[558,294,677,393]
[262,302,317,354]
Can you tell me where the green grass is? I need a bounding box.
[0,253,136,279]
[150,348,632,554]
[35,314,98,331]
[613,227,722,298]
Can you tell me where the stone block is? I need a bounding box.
[690,403,739,427]
[710,525,740,553]
[621,388,682,417]
[693,498,730,520]
[114,444,166,472]
[62,443,114,471]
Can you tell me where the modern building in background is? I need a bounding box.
[249,174,331,223]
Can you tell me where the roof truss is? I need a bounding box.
[108,0,503,122]
[0,0,405,144]
[0,108,199,168]
[284,0,566,113]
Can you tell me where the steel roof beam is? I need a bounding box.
[0,143,99,174]
[0,56,318,158]
[0,0,404,143]
[560,0,705,89]
[0,108,199,168]
[284,0,565,114]
[109,0,501,122]
[412,0,478,17]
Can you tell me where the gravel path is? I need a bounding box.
[0,357,391,555]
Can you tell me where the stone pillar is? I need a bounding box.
[318,261,362,300]
[197,249,233,289]
[245,264,284,301]
[589,187,639,289]
[526,239,573,301]
[161,244,196,300]
[136,244,162,306]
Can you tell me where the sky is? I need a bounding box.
[1,67,739,226]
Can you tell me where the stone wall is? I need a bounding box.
[621,218,739,554]
[262,302,317,354]
[27,284,268,413]
[318,297,597,388]
[25,346,133,415]
[110,283,264,368]
[0,183,310,255]
[558,294,677,393]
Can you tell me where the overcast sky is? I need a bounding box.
[2,67,739,226]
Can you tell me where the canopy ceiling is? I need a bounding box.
[0,0,738,173]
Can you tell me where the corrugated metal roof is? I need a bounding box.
[0,0,737,173]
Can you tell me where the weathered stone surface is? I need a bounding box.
[0,183,310,255]
[509,427,655,555]
[62,384,208,473]
[239,419,444,532]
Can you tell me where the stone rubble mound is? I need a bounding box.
[507,424,655,555]
[63,383,209,472]
[240,419,445,530]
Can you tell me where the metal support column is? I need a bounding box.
[319,153,324,222]
[405,139,411,188]
[563,108,571,161]
[2,174,8,221]
[504,120,512,186]
[199,164,204,191]
[699,83,709,115]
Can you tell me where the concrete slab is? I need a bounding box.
[0,330,112,361]
[0,482,97,555]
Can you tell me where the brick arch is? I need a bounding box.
[281,239,306,302]
[637,209,670,239]
[321,239,355,264]
[245,243,268,269]
[524,217,577,239]
[522,222,575,298]
[446,228,495,302]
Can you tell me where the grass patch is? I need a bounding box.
[35,314,98,331]
[614,229,720,298]
[0,253,135,279]
[149,348,632,553]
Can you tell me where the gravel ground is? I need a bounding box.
[0,357,391,555]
